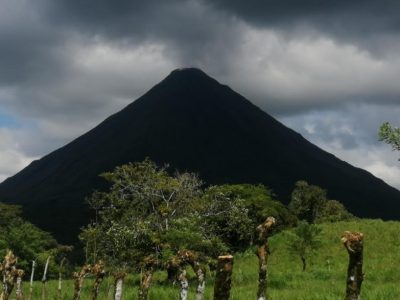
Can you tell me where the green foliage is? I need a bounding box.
[286,221,322,271]
[289,181,327,223]
[209,184,295,228]
[201,186,254,250]
[0,202,67,277]
[316,200,354,223]
[26,219,400,299]
[379,122,400,152]
[202,184,295,250]
[81,159,227,270]
[289,181,353,224]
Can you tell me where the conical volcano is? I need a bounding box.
[0,68,399,243]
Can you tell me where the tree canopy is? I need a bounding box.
[0,202,61,272]
[288,181,353,224]
[379,122,400,152]
[81,160,297,270]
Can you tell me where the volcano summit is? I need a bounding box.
[0,68,399,243]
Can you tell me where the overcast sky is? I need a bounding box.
[1,0,400,188]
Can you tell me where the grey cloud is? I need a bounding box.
[203,1,400,46]
[1,0,400,185]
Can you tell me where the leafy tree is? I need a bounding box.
[286,221,322,271]
[289,181,327,223]
[316,200,353,223]
[289,181,353,224]
[202,184,295,249]
[0,202,65,275]
[201,186,254,250]
[80,159,227,272]
[379,122,400,153]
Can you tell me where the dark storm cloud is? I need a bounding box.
[203,0,400,37]
[1,0,400,185]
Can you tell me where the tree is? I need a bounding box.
[316,200,353,223]
[80,159,229,298]
[0,202,62,273]
[379,122,400,153]
[202,184,295,249]
[289,181,327,224]
[289,181,353,224]
[379,122,400,151]
[81,159,205,265]
[287,221,322,271]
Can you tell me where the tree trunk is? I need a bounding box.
[15,270,24,300]
[138,269,153,300]
[256,217,276,300]
[114,272,126,300]
[138,256,156,300]
[90,261,106,300]
[57,258,66,300]
[41,256,51,300]
[72,265,92,300]
[0,251,18,300]
[178,268,188,300]
[341,231,364,300]
[177,250,206,300]
[28,261,35,300]
[166,256,180,285]
[301,256,306,272]
[213,255,234,300]
[195,266,206,300]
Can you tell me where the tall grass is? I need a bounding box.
[21,219,400,299]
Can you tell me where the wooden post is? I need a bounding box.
[72,265,92,300]
[341,231,364,300]
[57,257,66,300]
[41,256,50,300]
[138,256,156,300]
[256,217,276,300]
[90,261,106,300]
[28,261,35,300]
[0,250,18,300]
[114,272,126,300]
[15,269,24,300]
[177,250,206,300]
[213,255,234,300]
[178,268,188,300]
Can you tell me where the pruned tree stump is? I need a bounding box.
[90,261,106,300]
[256,217,276,300]
[138,256,157,300]
[213,255,234,300]
[114,272,126,300]
[341,231,364,300]
[72,264,92,300]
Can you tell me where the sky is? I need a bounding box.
[0,0,400,188]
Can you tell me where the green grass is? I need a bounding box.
[22,219,400,299]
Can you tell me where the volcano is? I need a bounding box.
[1,68,399,243]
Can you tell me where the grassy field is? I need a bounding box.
[23,219,400,299]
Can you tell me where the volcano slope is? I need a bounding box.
[0,68,399,243]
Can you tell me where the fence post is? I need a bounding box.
[113,272,126,300]
[341,231,364,300]
[213,255,234,300]
[41,256,51,300]
[28,260,35,300]
[138,256,156,300]
[256,217,276,300]
[72,265,92,300]
[90,261,106,300]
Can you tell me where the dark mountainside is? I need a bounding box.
[0,68,399,243]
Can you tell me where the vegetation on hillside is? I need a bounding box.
[0,202,70,276]
[4,219,398,299]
